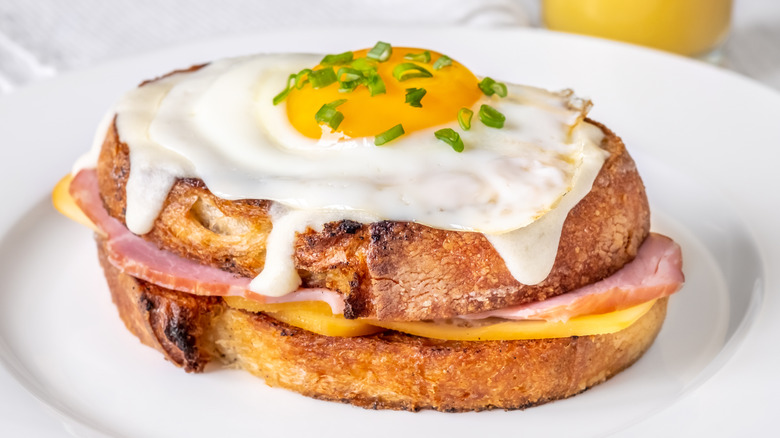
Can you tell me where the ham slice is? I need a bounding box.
[70,169,683,322]
[69,169,346,314]
[463,233,684,322]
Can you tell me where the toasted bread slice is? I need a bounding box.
[96,118,650,321]
[98,235,667,411]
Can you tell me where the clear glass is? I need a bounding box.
[541,0,733,60]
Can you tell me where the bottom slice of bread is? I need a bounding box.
[97,237,668,412]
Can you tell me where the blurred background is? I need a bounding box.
[0,0,779,94]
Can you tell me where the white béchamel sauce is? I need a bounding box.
[77,54,606,296]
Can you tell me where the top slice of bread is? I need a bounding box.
[96,115,649,321]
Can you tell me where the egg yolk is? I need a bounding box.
[285,47,482,140]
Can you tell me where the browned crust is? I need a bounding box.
[97,235,667,411]
[98,109,649,321]
[98,235,221,372]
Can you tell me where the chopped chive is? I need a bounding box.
[315,99,347,131]
[479,104,506,129]
[458,107,473,130]
[272,73,297,105]
[320,51,354,66]
[294,68,312,89]
[478,77,508,98]
[350,57,378,72]
[315,106,344,131]
[339,81,360,93]
[392,63,433,82]
[404,51,431,63]
[374,124,405,146]
[433,55,452,70]
[493,82,508,98]
[404,88,427,108]
[339,82,359,93]
[336,67,364,93]
[336,67,362,82]
[309,67,337,89]
[367,41,392,62]
[365,71,386,96]
[434,128,464,153]
[326,99,347,107]
[478,77,496,95]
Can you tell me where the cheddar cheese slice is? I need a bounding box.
[224,295,656,341]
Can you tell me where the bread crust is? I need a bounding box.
[97,117,649,321]
[97,235,667,411]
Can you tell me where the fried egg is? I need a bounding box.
[81,44,608,295]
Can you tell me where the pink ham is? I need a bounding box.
[70,169,683,322]
[463,233,684,322]
[69,169,346,314]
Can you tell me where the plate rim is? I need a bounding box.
[1,26,779,437]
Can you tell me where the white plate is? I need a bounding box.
[0,28,778,437]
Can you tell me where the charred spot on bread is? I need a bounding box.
[97,236,220,372]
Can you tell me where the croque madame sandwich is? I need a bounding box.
[53,42,684,412]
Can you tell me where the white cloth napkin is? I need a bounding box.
[0,0,532,93]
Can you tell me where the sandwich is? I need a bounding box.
[53,43,684,411]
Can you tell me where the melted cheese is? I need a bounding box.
[223,295,657,340]
[52,174,98,232]
[373,300,656,340]
[223,297,383,337]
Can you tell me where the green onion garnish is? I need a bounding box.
[458,107,473,130]
[493,82,508,98]
[404,88,427,108]
[336,67,363,92]
[367,41,392,62]
[272,73,297,105]
[392,63,433,82]
[337,67,362,82]
[433,55,452,70]
[374,124,405,146]
[294,68,312,89]
[320,51,354,66]
[315,99,347,131]
[327,99,348,107]
[479,104,506,129]
[478,77,508,98]
[350,57,378,72]
[338,82,359,93]
[404,51,431,63]
[309,67,338,89]
[434,128,464,153]
[365,71,386,96]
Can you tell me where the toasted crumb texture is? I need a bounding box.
[98,237,667,411]
[97,116,650,321]
[216,301,666,411]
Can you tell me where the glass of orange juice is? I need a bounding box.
[541,0,733,60]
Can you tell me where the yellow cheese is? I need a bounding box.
[52,174,98,231]
[224,295,656,341]
[372,299,657,340]
[223,297,384,337]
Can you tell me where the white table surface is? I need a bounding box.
[0,1,778,436]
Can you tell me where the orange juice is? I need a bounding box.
[541,0,733,57]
